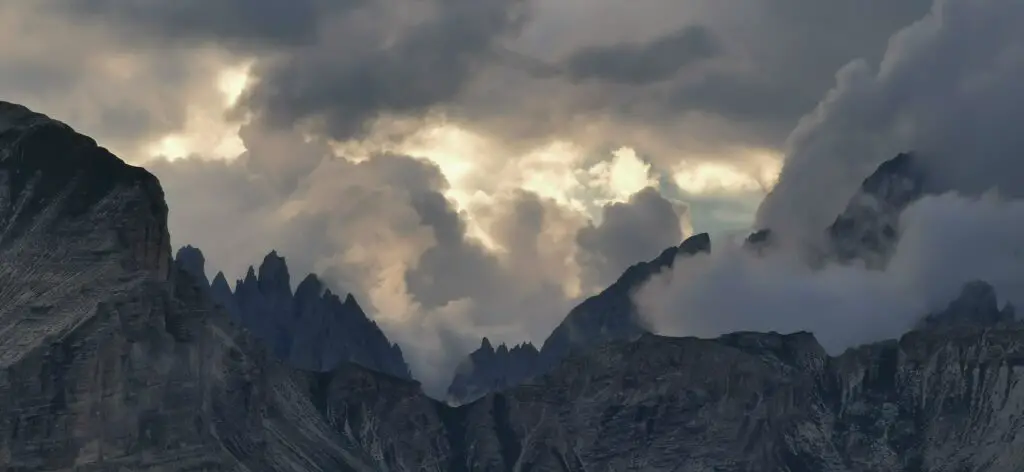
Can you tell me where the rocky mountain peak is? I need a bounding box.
[917,280,1015,330]
[341,292,363,313]
[679,231,712,254]
[295,272,325,300]
[257,249,291,295]
[827,152,930,268]
[174,245,209,287]
[447,233,713,403]
[177,247,412,379]
[0,101,171,279]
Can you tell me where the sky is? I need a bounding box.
[5,0,1024,395]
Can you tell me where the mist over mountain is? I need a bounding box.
[5,0,1024,469]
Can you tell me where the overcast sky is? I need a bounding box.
[8,0,1022,395]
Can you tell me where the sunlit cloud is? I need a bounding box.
[145,61,252,161]
[672,149,782,196]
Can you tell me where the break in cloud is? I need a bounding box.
[0,0,945,392]
[639,0,1024,357]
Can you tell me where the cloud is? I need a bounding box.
[757,0,1024,240]
[576,187,688,290]
[637,0,1024,358]
[40,0,930,170]
[147,119,697,396]
[448,0,932,166]
[0,2,248,161]
[638,192,1024,354]
[231,0,530,140]
[560,25,720,85]
[51,0,340,49]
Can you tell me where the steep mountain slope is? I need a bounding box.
[0,101,455,471]
[174,247,411,379]
[447,232,712,403]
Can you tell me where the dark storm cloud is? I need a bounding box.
[405,191,504,310]
[32,0,933,158]
[50,0,347,48]
[236,0,531,139]
[562,25,720,85]
[450,0,934,161]
[576,187,686,290]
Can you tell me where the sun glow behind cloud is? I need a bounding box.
[145,61,252,161]
[672,149,782,196]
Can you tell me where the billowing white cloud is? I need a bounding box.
[758,0,1024,241]
[641,0,1024,357]
[639,192,1024,354]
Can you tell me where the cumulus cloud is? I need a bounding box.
[232,0,530,140]
[41,0,929,171]
[639,0,1024,356]
[560,25,721,85]
[576,187,688,291]
[0,2,237,158]
[758,0,1024,241]
[639,192,1024,354]
[450,0,932,166]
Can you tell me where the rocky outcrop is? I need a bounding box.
[917,280,1015,330]
[745,152,934,266]
[447,339,540,404]
[826,152,932,268]
[173,248,411,379]
[447,232,712,404]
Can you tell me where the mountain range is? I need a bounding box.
[3,101,1024,470]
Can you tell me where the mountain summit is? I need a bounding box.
[447,232,711,403]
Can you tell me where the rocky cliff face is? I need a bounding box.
[446,232,712,404]
[173,247,411,379]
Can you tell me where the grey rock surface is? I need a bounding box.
[5,100,1024,471]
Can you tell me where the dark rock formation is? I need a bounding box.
[447,339,540,404]
[172,247,411,379]
[447,232,712,403]
[826,152,932,268]
[917,280,1015,330]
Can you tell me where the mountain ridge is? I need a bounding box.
[173,245,412,379]
[4,100,1024,470]
[446,231,712,403]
